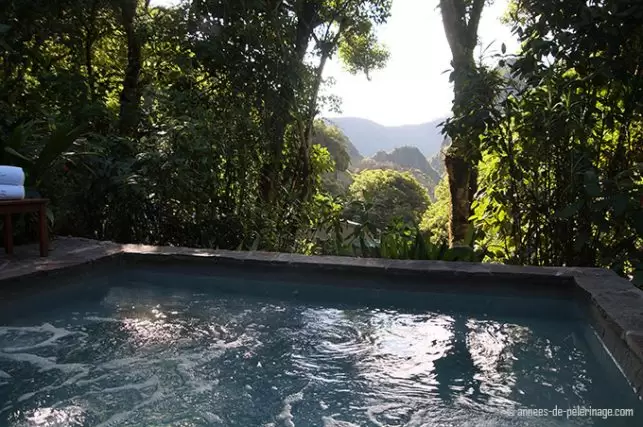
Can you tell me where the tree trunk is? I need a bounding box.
[85,39,94,99]
[445,150,477,244]
[118,0,142,136]
[259,115,288,205]
[296,46,331,202]
[83,0,100,101]
[258,0,319,205]
[439,0,485,246]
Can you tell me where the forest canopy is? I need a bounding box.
[0,0,392,250]
[0,0,641,285]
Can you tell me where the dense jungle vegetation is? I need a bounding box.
[0,0,641,285]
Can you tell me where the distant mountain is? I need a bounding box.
[428,136,451,177]
[356,146,441,199]
[345,139,363,166]
[329,117,446,158]
[317,118,363,167]
[372,146,439,180]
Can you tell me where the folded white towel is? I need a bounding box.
[0,185,25,200]
[0,166,25,186]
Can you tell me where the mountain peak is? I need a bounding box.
[328,117,446,158]
[368,145,440,183]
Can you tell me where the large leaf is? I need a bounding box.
[4,146,33,164]
[6,121,35,150]
[32,124,85,183]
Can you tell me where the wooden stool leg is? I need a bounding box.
[4,213,13,255]
[39,206,48,257]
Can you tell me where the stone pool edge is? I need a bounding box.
[2,241,642,398]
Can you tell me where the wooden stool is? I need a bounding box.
[0,198,49,257]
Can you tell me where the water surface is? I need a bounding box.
[0,267,641,426]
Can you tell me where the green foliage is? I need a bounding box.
[438,0,489,244]
[347,169,430,230]
[331,0,392,77]
[420,176,450,243]
[372,146,438,179]
[339,30,389,79]
[312,120,352,172]
[311,120,357,197]
[303,195,481,262]
[3,120,86,186]
[2,0,641,282]
[366,220,482,261]
[469,0,643,285]
[364,146,441,195]
[357,158,438,198]
[0,0,393,252]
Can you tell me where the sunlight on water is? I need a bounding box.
[0,276,641,427]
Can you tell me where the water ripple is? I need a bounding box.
[0,286,641,426]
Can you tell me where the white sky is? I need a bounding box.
[154,0,518,126]
[323,0,518,125]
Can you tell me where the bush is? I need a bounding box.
[346,169,430,230]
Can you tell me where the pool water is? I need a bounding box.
[0,266,641,426]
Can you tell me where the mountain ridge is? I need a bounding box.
[328,116,446,158]
[357,146,441,198]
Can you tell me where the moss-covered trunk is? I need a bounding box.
[445,150,477,244]
[258,0,319,206]
[439,0,485,246]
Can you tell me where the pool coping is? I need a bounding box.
[2,241,643,398]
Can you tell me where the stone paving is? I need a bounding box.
[0,236,121,282]
[1,236,642,397]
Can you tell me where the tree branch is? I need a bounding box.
[440,0,468,59]
[466,0,485,48]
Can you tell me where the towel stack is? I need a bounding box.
[0,166,25,200]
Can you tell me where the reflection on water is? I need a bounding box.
[0,282,641,427]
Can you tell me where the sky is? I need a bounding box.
[154,0,518,126]
[323,0,518,126]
